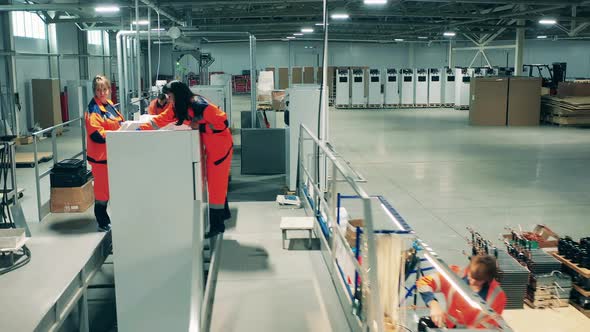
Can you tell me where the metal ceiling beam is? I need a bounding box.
[139,0,185,26]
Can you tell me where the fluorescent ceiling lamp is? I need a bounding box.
[443,31,456,37]
[394,38,404,42]
[95,6,120,13]
[364,0,388,4]
[132,20,150,25]
[293,33,304,36]
[315,22,329,26]
[418,36,428,39]
[537,35,548,39]
[286,36,296,39]
[151,28,165,31]
[301,28,314,33]
[539,19,557,25]
[331,13,350,19]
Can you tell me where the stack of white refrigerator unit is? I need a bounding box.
[443,67,455,106]
[210,73,233,127]
[335,68,350,108]
[384,68,400,107]
[454,67,471,109]
[428,68,442,106]
[415,68,429,105]
[368,69,383,107]
[351,68,366,107]
[401,69,415,106]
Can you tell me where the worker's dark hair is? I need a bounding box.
[469,255,498,282]
[157,93,167,101]
[163,80,194,126]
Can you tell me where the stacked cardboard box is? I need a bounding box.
[469,77,541,126]
[541,95,590,126]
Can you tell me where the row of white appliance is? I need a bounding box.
[335,67,500,109]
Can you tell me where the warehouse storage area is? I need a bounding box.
[0,1,590,332]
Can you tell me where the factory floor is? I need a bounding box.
[11,94,590,331]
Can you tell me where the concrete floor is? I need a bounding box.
[11,95,590,331]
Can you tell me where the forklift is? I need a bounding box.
[522,62,567,94]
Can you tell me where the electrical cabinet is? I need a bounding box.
[384,68,400,106]
[335,68,350,107]
[415,68,428,105]
[401,69,415,106]
[455,67,471,109]
[368,69,383,107]
[351,68,366,106]
[443,67,455,105]
[428,68,442,105]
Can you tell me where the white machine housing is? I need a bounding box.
[335,68,350,107]
[455,67,471,108]
[384,68,400,106]
[428,68,442,105]
[401,68,415,106]
[443,67,455,105]
[285,85,321,191]
[107,130,206,332]
[351,68,366,106]
[210,73,233,127]
[415,68,429,105]
[368,69,383,107]
[190,85,227,118]
[67,80,94,120]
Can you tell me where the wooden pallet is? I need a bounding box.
[550,252,590,278]
[574,284,590,297]
[350,104,367,108]
[400,104,415,108]
[383,104,401,108]
[443,103,455,107]
[524,298,568,309]
[543,114,590,126]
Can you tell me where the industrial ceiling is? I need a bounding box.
[2,1,590,43]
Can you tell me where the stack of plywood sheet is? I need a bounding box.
[541,95,590,126]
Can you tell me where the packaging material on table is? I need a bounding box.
[50,179,94,213]
[50,159,92,188]
[257,71,275,103]
[271,90,286,111]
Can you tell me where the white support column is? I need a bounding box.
[408,43,415,68]
[514,19,525,76]
[448,40,453,67]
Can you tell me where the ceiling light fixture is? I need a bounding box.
[418,36,428,39]
[537,35,548,39]
[286,36,296,39]
[293,33,304,36]
[331,13,350,20]
[151,28,165,31]
[315,22,329,26]
[394,38,404,42]
[539,19,557,25]
[132,20,150,25]
[301,28,314,33]
[95,6,120,13]
[364,0,388,4]
[443,31,456,37]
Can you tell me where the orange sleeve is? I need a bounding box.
[139,107,177,130]
[417,272,443,293]
[85,111,107,139]
[147,100,157,115]
[202,104,228,129]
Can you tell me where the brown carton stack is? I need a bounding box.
[50,180,94,213]
[469,77,509,126]
[507,77,542,126]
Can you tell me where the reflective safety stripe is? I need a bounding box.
[431,274,441,291]
[150,120,160,130]
[213,145,233,166]
[487,286,502,305]
[446,315,466,328]
[417,285,434,293]
[210,204,225,210]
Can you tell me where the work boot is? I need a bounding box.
[94,200,111,231]
[222,199,231,220]
[205,208,226,239]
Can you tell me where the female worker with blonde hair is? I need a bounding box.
[139,80,232,238]
[85,75,124,232]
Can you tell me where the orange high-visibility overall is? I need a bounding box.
[147,98,173,115]
[85,97,124,201]
[139,95,233,219]
[417,265,507,329]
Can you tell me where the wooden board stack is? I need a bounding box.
[541,95,590,126]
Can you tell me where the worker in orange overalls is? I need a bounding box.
[139,81,233,238]
[417,255,507,329]
[147,93,172,115]
[85,75,124,232]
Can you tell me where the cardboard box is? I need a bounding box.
[15,136,33,145]
[557,82,590,97]
[32,79,62,129]
[508,77,542,126]
[469,77,509,126]
[50,180,94,213]
[271,90,286,111]
[292,67,303,84]
[344,218,364,248]
[278,68,289,89]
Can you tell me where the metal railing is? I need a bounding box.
[32,117,87,222]
[297,123,513,332]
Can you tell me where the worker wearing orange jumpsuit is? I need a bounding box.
[417,255,507,329]
[85,75,124,232]
[147,93,172,115]
[139,81,232,238]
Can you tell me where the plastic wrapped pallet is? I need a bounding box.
[257,71,274,103]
